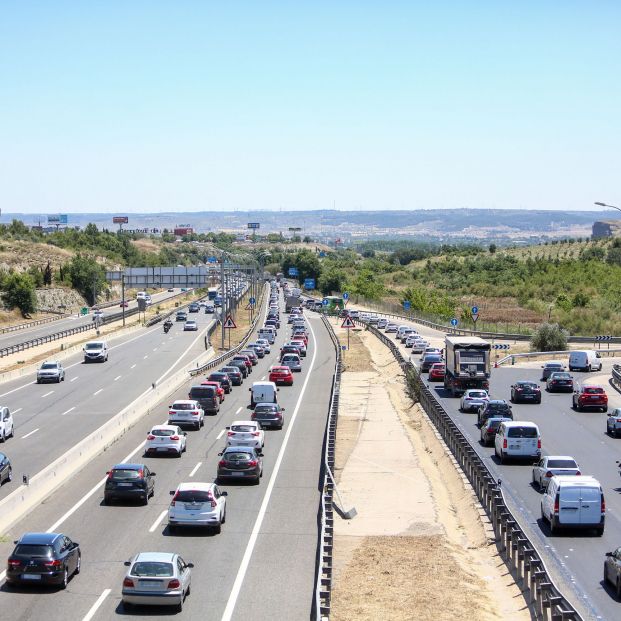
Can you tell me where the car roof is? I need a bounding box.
[255,402,278,407]
[485,417,512,423]
[133,552,177,563]
[172,399,198,405]
[19,532,62,545]
[550,475,599,485]
[543,361,565,366]
[252,381,276,387]
[488,399,509,404]
[176,481,213,492]
[231,420,258,427]
[219,367,238,373]
[150,425,179,431]
[112,463,145,470]
[501,420,538,427]
[516,380,537,384]
[223,445,257,453]
[270,365,289,370]
[543,455,577,461]
[581,384,603,389]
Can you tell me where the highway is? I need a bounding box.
[375,315,621,620]
[0,295,335,620]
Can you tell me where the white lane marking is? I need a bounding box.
[220,315,318,621]
[261,375,266,380]
[130,364,136,369]
[0,381,35,399]
[12,408,22,414]
[93,389,103,396]
[149,510,168,533]
[70,377,78,382]
[235,407,242,415]
[189,462,202,477]
[114,375,122,382]
[153,347,158,352]
[143,355,148,359]
[61,407,76,416]
[21,428,39,439]
[81,588,111,621]
[41,390,54,398]
[216,429,225,440]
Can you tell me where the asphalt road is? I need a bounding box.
[0,297,335,621]
[381,320,621,620]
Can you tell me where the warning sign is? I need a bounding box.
[341,316,355,328]
[223,314,237,329]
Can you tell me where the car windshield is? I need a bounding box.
[189,387,215,398]
[172,403,194,410]
[111,469,141,480]
[224,451,252,461]
[220,368,238,375]
[254,405,277,413]
[131,562,174,577]
[547,459,577,468]
[583,387,604,394]
[85,343,103,350]
[507,426,538,438]
[175,490,211,503]
[14,544,53,557]
[41,363,58,369]
[283,355,299,362]
[468,391,487,398]
[546,363,563,369]
[490,403,510,411]
[231,425,255,432]
[151,429,176,437]
[552,373,571,379]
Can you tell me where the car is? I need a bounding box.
[541,361,566,381]
[6,532,81,589]
[232,354,253,374]
[420,347,441,360]
[399,328,416,344]
[604,547,621,599]
[176,311,188,322]
[266,318,281,329]
[385,323,398,333]
[477,400,513,427]
[218,367,242,387]
[217,446,263,484]
[188,385,220,415]
[168,482,227,533]
[405,334,419,348]
[104,463,156,505]
[290,338,307,356]
[226,420,265,450]
[36,360,65,383]
[428,363,445,381]
[269,365,294,386]
[201,380,225,403]
[281,353,302,372]
[256,338,271,354]
[122,552,193,612]
[207,372,232,393]
[546,372,574,393]
[573,384,608,412]
[569,350,602,372]
[421,353,443,373]
[168,288,175,292]
[377,318,388,329]
[240,349,259,365]
[0,451,12,484]
[606,408,621,437]
[184,320,198,331]
[410,340,428,354]
[510,381,541,403]
[228,358,249,378]
[92,309,104,321]
[204,304,215,314]
[119,300,129,308]
[480,417,512,446]
[168,400,205,429]
[0,407,15,443]
[83,340,109,363]
[188,302,200,313]
[246,343,265,358]
[145,425,187,457]
[532,456,581,490]
[495,421,541,464]
[251,403,285,429]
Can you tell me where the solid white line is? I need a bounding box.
[93,388,103,396]
[114,375,122,381]
[189,462,202,477]
[81,588,111,621]
[216,429,225,440]
[220,314,318,621]
[70,377,78,382]
[21,428,39,439]
[41,390,54,398]
[13,408,22,414]
[61,407,76,416]
[130,364,136,369]
[149,510,168,533]
[235,406,242,415]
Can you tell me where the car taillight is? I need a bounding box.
[247,460,257,467]
[210,500,217,508]
[537,439,541,449]
[218,460,227,466]
[616,419,621,423]
[545,471,553,478]
[107,470,114,480]
[227,432,235,436]
[576,471,581,475]
[191,411,199,416]
[44,559,63,568]
[554,496,559,514]
[601,496,606,513]
[168,579,181,589]
[252,432,261,436]
[503,439,507,449]
[147,434,155,440]
[8,559,21,567]
[169,410,175,415]
[170,435,180,441]
[123,578,134,587]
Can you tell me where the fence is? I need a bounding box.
[612,364,621,393]
[355,319,583,621]
[0,313,69,335]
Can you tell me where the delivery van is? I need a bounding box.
[249,381,278,408]
[568,350,602,372]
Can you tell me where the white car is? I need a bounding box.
[0,407,14,443]
[532,456,581,490]
[168,482,227,533]
[256,338,271,354]
[460,389,490,413]
[145,425,187,457]
[92,309,104,321]
[168,400,205,429]
[36,360,65,383]
[226,420,265,450]
[410,340,428,354]
[377,318,388,329]
[405,334,420,348]
[420,347,441,361]
[385,323,398,333]
[184,320,198,331]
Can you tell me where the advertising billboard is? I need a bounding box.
[47,214,68,225]
[113,216,129,224]
[174,227,194,236]
[247,222,260,229]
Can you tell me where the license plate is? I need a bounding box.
[157,447,168,452]
[510,444,520,449]
[139,580,162,590]
[118,482,132,487]
[232,472,244,476]
[22,574,41,581]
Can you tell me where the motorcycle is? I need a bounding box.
[163,320,173,334]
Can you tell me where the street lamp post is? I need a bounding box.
[595,201,621,213]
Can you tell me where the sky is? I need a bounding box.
[1,1,620,214]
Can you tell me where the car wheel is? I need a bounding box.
[75,554,81,575]
[536,398,541,404]
[195,422,200,431]
[177,594,184,613]
[6,467,12,483]
[603,406,608,413]
[221,507,226,524]
[213,522,222,534]
[60,568,68,589]
[57,376,61,383]
[596,527,604,537]
[549,517,557,535]
[499,451,505,464]
[616,577,621,601]
[176,449,182,458]
[142,494,149,505]
[0,432,4,443]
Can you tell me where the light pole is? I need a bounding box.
[595,201,621,213]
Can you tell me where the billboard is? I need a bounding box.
[113,216,129,224]
[247,222,260,229]
[47,214,68,225]
[174,227,194,236]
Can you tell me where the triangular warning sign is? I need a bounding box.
[341,316,355,328]
[223,314,237,329]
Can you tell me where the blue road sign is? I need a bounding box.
[322,298,329,306]
[319,251,326,258]
[207,256,217,263]
[471,305,479,314]
[288,267,299,276]
[249,297,256,305]
[450,318,458,326]
[342,292,350,300]
[403,301,411,310]
[304,278,315,290]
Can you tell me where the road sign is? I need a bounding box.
[450,318,458,327]
[403,301,411,310]
[304,278,315,290]
[319,251,326,257]
[207,256,217,263]
[471,305,479,314]
[249,297,256,305]
[322,299,329,306]
[80,307,89,316]
[223,314,237,329]
[342,292,349,300]
[247,222,260,229]
[341,316,355,328]
[595,335,612,341]
[492,344,511,350]
[471,313,479,322]
[288,267,299,276]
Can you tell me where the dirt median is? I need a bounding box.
[330,329,533,621]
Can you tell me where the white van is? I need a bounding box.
[568,350,602,372]
[541,475,605,536]
[83,341,109,363]
[249,381,278,408]
[494,421,541,464]
[258,327,276,344]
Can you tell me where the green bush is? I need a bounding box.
[2,272,37,315]
[530,323,568,352]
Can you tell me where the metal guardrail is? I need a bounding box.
[358,319,583,621]
[313,314,341,621]
[496,348,621,367]
[611,365,621,393]
[0,313,70,335]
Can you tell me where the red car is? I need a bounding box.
[428,363,446,381]
[201,380,225,403]
[119,301,129,308]
[572,385,608,412]
[269,365,294,386]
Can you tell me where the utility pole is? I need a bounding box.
[220,253,226,350]
[121,274,126,327]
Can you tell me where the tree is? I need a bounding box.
[489,243,497,254]
[303,235,313,243]
[2,272,37,316]
[530,323,568,352]
[318,267,346,295]
[67,254,107,305]
[43,261,53,286]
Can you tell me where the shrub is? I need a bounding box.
[530,323,568,352]
[2,273,37,316]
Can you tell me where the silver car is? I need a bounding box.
[122,552,193,612]
[36,361,65,383]
[281,353,302,372]
[460,389,490,413]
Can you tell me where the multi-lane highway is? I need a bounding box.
[0,291,335,620]
[372,314,621,620]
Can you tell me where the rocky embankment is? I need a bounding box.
[36,288,88,313]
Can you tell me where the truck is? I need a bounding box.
[443,336,491,397]
[285,294,301,313]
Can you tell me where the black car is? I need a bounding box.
[480,417,512,446]
[477,400,513,427]
[188,385,220,415]
[208,372,232,393]
[540,361,566,381]
[220,366,243,387]
[176,311,188,322]
[251,403,285,430]
[104,463,156,505]
[421,354,443,372]
[0,451,11,484]
[265,319,280,330]
[217,447,263,484]
[228,359,249,378]
[6,532,81,589]
[546,372,574,393]
[510,381,542,403]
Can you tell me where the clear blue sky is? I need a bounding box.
[1,1,619,214]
